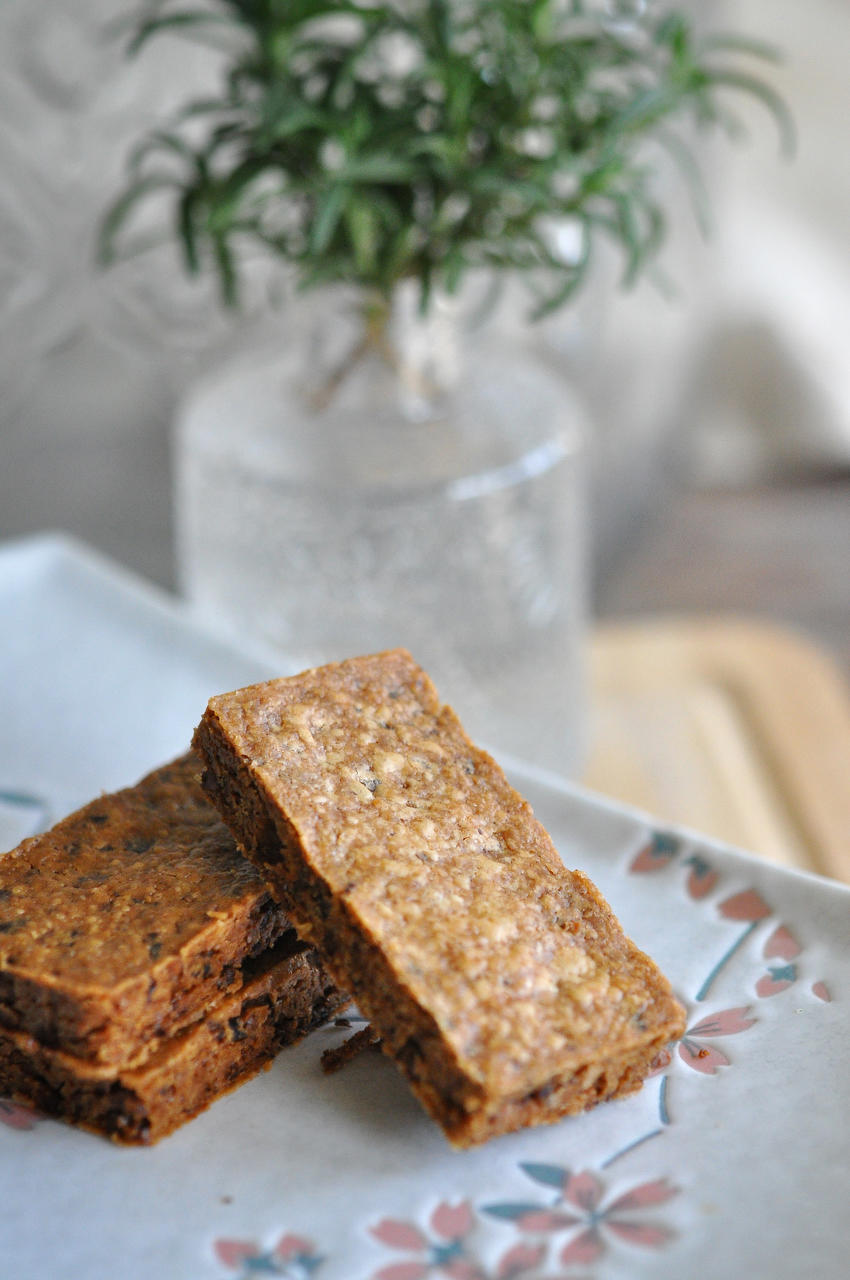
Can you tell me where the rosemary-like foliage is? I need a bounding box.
[100,0,792,314]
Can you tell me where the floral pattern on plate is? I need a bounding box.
[206,822,835,1279]
[213,1233,323,1278]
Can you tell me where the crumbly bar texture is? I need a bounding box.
[193,649,687,1148]
[0,937,346,1145]
[0,754,291,1063]
[320,1024,382,1074]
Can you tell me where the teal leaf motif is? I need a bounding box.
[430,1241,463,1265]
[0,788,49,837]
[480,1202,544,1222]
[519,1162,568,1190]
[654,832,681,856]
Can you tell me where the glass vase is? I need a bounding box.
[174,283,588,776]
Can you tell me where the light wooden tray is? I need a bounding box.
[586,617,850,883]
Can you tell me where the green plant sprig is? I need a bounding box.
[100,0,792,314]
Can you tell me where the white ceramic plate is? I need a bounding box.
[1,533,847,1280]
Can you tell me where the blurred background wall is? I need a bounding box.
[1,0,848,592]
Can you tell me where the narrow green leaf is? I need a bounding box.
[336,154,418,183]
[654,13,690,58]
[309,184,347,254]
[613,86,680,133]
[178,188,202,274]
[212,234,238,307]
[345,199,379,273]
[531,0,554,44]
[611,191,643,285]
[175,96,239,121]
[383,224,422,280]
[128,130,202,176]
[706,68,796,156]
[97,174,179,265]
[127,11,233,57]
[442,246,466,294]
[529,223,591,319]
[360,189,404,232]
[206,162,266,235]
[652,127,712,235]
[446,67,475,133]
[258,104,329,145]
[698,33,783,64]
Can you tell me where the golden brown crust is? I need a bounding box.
[0,940,347,1144]
[0,755,289,1062]
[194,650,687,1147]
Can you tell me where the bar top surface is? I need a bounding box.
[200,651,683,1100]
[0,754,269,990]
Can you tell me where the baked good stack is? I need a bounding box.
[0,755,346,1144]
[1,650,685,1149]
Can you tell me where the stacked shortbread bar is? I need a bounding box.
[194,650,686,1147]
[0,755,345,1143]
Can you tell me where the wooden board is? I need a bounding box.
[586,617,850,883]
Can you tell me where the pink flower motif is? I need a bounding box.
[678,1007,756,1074]
[752,931,798,998]
[513,1209,576,1232]
[494,1241,547,1278]
[372,1222,429,1253]
[755,966,797,998]
[683,854,719,900]
[484,1163,677,1269]
[275,1236,318,1265]
[717,889,771,922]
[763,925,801,960]
[374,1265,429,1280]
[213,1232,321,1277]
[0,1098,42,1131]
[370,1202,483,1280]
[753,925,802,997]
[629,831,681,874]
[431,1203,474,1241]
[553,1171,678,1267]
[812,981,832,1002]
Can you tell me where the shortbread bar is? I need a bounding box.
[0,755,315,1063]
[194,650,686,1147]
[0,936,343,1144]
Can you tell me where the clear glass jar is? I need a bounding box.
[175,283,588,775]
